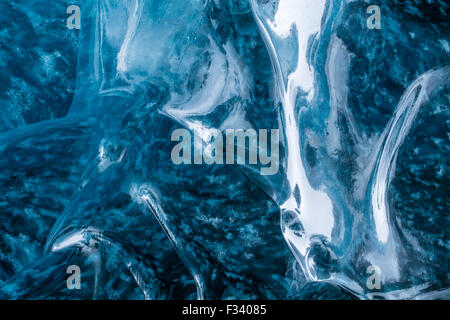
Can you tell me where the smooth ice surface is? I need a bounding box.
[0,0,448,299]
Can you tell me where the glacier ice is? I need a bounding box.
[0,0,448,300]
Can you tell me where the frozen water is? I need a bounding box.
[0,0,448,299]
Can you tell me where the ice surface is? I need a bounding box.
[0,0,448,299]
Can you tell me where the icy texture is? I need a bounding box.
[0,0,448,299]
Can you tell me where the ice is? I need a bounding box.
[0,0,448,299]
